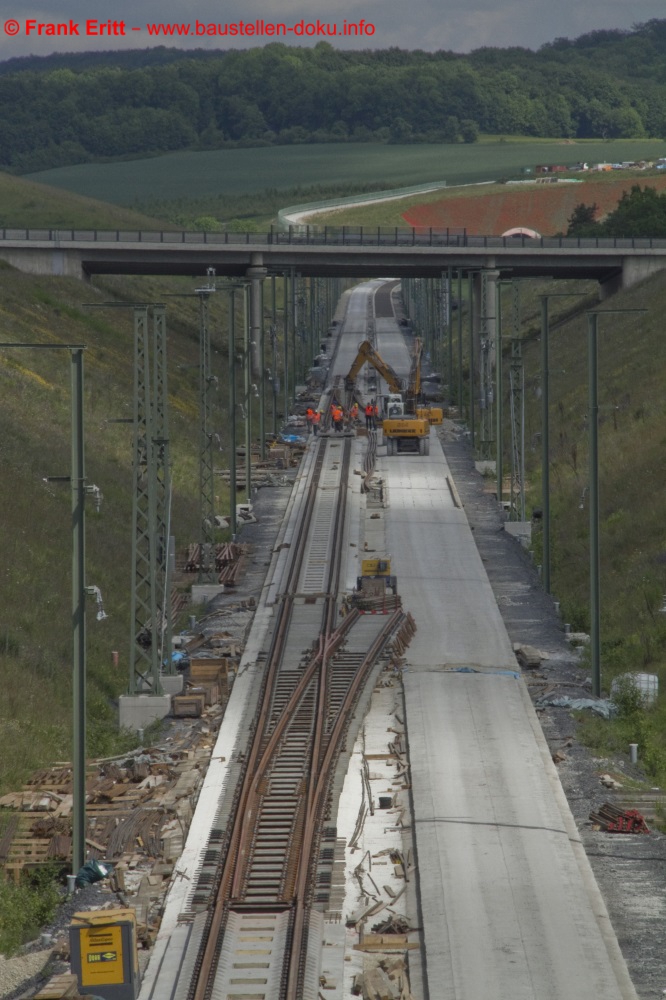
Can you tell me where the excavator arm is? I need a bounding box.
[344,340,403,394]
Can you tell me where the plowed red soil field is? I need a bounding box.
[402,175,666,235]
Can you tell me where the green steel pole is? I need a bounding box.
[291,268,297,401]
[496,286,503,509]
[468,273,475,449]
[244,285,252,501]
[228,289,237,537]
[588,314,601,698]
[283,273,289,420]
[71,347,87,875]
[457,271,463,416]
[259,279,266,461]
[447,266,453,406]
[271,277,278,437]
[541,296,551,593]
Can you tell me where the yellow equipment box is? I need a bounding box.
[70,907,139,1000]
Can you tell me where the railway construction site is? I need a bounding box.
[4,277,664,1000]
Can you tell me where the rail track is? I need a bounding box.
[173,433,413,1000]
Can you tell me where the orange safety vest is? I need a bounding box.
[313,411,321,424]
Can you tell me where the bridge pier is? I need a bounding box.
[621,254,666,291]
[246,257,267,379]
[0,246,84,278]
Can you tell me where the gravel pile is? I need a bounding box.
[0,949,53,999]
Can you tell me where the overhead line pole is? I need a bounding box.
[586,309,646,698]
[0,343,89,874]
[540,293,587,593]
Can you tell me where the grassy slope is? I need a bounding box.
[0,172,176,229]
[518,270,666,665]
[0,267,228,790]
[26,139,666,208]
[0,179,240,793]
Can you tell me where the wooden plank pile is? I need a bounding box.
[0,711,224,882]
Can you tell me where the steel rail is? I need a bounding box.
[188,436,354,1000]
[188,441,329,1000]
[231,435,352,904]
[285,608,407,1000]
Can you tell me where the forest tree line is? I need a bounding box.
[4,21,666,172]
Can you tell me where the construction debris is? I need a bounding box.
[371,916,411,934]
[351,954,416,999]
[589,802,650,834]
[0,703,226,889]
[513,643,549,669]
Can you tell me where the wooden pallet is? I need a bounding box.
[33,972,81,998]
[4,834,52,881]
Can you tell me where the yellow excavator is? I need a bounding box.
[345,339,441,455]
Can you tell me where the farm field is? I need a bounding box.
[26,139,666,208]
[402,175,666,235]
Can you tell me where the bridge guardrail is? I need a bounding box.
[1,226,666,250]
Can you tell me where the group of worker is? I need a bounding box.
[305,400,378,434]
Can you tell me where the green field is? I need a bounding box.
[27,139,666,209]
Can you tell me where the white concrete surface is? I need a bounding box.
[404,671,636,999]
[382,434,516,670]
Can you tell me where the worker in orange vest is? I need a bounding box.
[306,407,315,434]
[364,403,373,430]
[312,410,321,435]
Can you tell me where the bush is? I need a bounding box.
[611,674,646,718]
[0,862,62,956]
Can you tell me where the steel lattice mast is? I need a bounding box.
[128,304,173,694]
[129,307,160,694]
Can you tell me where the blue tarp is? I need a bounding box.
[536,695,616,719]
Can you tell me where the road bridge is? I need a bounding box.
[1,227,666,292]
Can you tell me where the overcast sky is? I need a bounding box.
[2,0,666,63]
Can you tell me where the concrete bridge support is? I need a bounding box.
[622,255,666,290]
[0,247,84,278]
[246,257,267,379]
[471,267,500,452]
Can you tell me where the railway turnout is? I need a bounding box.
[141,428,414,1000]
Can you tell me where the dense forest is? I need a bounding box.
[5,21,666,171]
